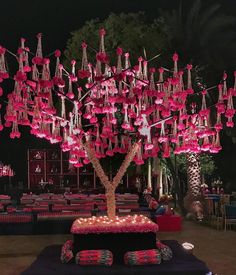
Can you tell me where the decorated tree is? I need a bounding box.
[0,28,235,219]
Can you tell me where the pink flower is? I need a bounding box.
[53,77,65,88]
[214,123,223,131]
[225,109,235,118]
[99,28,106,36]
[0,46,6,55]
[106,150,114,156]
[66,92,74,99]
[83,158,90,164]
[81,42,87,48]
[172,53,178,62]
[14,71,27,82]
[0,72,9,79]
[55,49,61,57]
[116,47,123,56]
[77,70,90,79]
[144,143,154,150]
[32,57,44,65]
[23,66,31,72]
[226,121,234,127]
[186,64,192,70]
[96,52,109,64]
[216,103,225,114]
[90,117,98,124]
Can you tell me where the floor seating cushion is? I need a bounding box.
[155,215,182,232]
[124,249,161,265]
[60,240,74,263]
[156,241,173,261]
[75,250,113,266]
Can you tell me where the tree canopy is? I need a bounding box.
[64,12,167,68]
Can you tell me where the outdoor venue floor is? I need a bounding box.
[0,220,235,275]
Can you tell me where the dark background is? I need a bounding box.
[0,0,236,188]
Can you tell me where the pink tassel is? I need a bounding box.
[66,78,74,99]
[199,90,210,117]
[10,121,21,139]
[222,72,228,100]
[0,114,3,131]
[124,52,131,69]
[137,56,143,79]
[0,45,9,79]
[172,53,178,78]
[162,140,170,158]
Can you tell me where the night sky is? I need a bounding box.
[0,0,236,187]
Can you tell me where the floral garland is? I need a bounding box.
[83,141,111,188]
[83,140,140,219]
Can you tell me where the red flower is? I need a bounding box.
[54,50,61,58]
[99,28,106,37]
[172,53,178,62]
[77,70,90,79]
[14,71,27,82]
[116,47,123,56]
[0,46,6,55]
[32,57,44,65]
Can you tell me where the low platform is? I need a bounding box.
[21,240,210,275]
[155,215,182,232]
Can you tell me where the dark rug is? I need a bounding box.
[21,240,210,275]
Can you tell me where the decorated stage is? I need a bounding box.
[21,240,210,275]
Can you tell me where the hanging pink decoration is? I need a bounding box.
[0,29,234,170]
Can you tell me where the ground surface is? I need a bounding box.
[0,221,235,275]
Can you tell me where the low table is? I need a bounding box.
[71,215,158,264]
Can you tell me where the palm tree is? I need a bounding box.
[160,0,236,218]
[160,0,236,79]
[184,153,203,219]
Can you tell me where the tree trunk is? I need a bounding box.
[184,153,203,219]
[106,187,116,220]
[83,141,139,220]
[186,153,201,198]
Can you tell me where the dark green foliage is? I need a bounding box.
[159,0,236,82]
[64,12,167,68]
[174,153,216,176]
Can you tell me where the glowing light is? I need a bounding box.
[182,242,194,251]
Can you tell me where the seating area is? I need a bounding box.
[0,192,145,234]
[204,193,236,230]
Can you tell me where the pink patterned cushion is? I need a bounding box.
[124,249,161,265]
[60,240,74,263]
[75,250,113,266]
[156,241,173,261]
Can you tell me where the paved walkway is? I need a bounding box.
[0,221,235,275]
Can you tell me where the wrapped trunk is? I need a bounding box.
[184,153,203,219]
[83,140,139,220]
[106,187,116,220]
